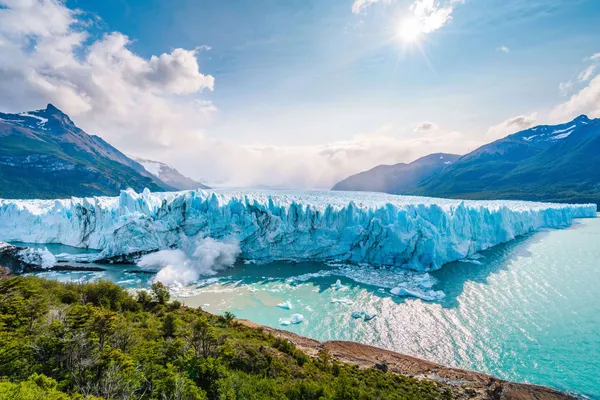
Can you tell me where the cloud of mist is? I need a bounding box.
[137,237,241,286]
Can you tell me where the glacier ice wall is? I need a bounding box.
[0,189,596,271]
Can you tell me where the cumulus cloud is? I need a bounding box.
[0,0,215,150]
[496,46,510,54]
[486,113,537,140]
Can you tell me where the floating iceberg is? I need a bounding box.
[331,279,347,291]
[279,313,304,326]
[0,188,595,271]
[291,314,304,324]
[277,300,293,310]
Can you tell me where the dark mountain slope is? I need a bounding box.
[0,104,172,199]
[332,153,460,194]
[417,115,600,204]
[332,115,600,205]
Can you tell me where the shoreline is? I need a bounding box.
[237,319,578,400]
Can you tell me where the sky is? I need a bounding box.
[0,0,599,188]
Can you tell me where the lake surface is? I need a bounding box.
[26,217,600,398]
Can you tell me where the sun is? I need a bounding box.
[398,18,422,43]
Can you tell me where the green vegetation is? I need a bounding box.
[0,276,453,400]
[0,135,167,199]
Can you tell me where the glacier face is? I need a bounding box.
[0,189,596,271]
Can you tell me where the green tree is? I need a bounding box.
[151,282,170,306]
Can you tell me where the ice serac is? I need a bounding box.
[0,189,596,271]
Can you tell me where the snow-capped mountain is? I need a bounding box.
[0,104,171,199]
[134,158,209,190]
[333,115,600,205]
[417,115,600,204]
[514,115,589,144]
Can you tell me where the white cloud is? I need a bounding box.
[0,0,216,150]
[486,113,537,140]
[578,64,596,82]
[559,80,574,96]
[351,0,391,14]
[354,0,461,37]
[410,0,455,34]
[496,46,510,54]
[414,121,438,132]
[550,51,600,121]
[207,125,478,188]
[551,75,600,122]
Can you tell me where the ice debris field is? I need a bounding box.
[0,188,596,276]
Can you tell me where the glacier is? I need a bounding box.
[0,188,596,272]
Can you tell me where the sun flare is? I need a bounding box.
[398,18,422,43]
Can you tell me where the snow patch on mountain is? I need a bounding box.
[519,120,586,143]
[19,112,48,127]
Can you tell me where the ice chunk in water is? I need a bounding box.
[331,279,346,291]
[291,314,304,324]
[277,300,293,310]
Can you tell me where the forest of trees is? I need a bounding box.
[0,276,454,400]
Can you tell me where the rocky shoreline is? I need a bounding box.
[239,320,578,400]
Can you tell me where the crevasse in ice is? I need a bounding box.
[0,188,595,271]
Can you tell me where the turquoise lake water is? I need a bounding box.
[26,217,600,398]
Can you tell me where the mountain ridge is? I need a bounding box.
[333,115,600,205]
[0,104,173,199]
[332,153,461,194]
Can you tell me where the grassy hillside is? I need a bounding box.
[0,276,452,400]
